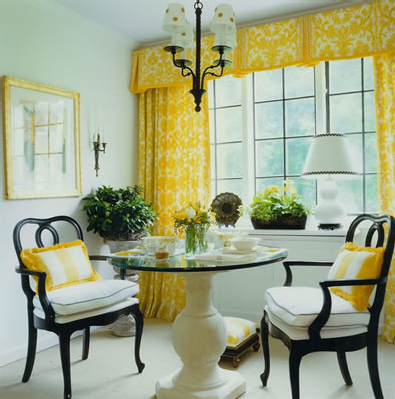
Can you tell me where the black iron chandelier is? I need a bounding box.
[162,1,236,112]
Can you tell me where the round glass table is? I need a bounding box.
[109,248,287,399]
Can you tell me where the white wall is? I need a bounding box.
[0,0,139,365]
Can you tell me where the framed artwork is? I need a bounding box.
[2,76,81,199]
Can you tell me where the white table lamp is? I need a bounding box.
[302,133,359,229]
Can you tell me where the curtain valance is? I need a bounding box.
[130,0,395,93]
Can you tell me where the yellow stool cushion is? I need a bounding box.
[224,316,257,347]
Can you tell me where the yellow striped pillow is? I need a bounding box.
[328,242,385,311]
[20,240,102,292]
[224,317,257,347]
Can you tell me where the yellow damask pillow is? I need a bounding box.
[327,242,385,311]
[20,240,102,292]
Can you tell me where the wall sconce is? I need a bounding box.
[93,134,107,177]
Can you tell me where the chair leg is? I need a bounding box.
[289,347,302,399]
[22,312,37,383]
[367,337,384,399]
[132,305,145,373]
[82,327,90,360]
[260,311,270,386]
[337,351,353,385]
[59,332,72,399]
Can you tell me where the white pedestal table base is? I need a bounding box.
[155,272,246,399]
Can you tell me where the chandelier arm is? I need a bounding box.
[170,51,196,79]
[181,68,194,78]
[203,67,226,79]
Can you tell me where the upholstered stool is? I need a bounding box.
[222,316,260,368]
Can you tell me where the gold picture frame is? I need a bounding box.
[2,76,81,199]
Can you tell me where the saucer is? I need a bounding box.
[222,245,267,254]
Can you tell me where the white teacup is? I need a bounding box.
[142,236,180,256]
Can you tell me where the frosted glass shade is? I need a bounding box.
[214,31,237,50]
[162,3,188,33]
[302,133,359,178]
[210,4,236,34]
[177,21,195,49]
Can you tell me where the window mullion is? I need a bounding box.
[241,74,254,204]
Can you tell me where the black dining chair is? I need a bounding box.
[260,213,395,399]
[14,215,145,399]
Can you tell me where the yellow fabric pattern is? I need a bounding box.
[20,240,102,293]
[224,317,257,347]
[374,52,395,342]
[328,243,385,311]
[130,0,395,322]
[136,85,211,321]
[130,0,395,93]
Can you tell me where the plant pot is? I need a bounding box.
[251,216,307,230]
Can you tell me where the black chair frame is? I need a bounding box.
[260,214,395,399]
[14,215,145,399]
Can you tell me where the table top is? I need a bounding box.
[108,247,288,273]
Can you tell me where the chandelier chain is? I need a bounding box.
[194,0,203,10]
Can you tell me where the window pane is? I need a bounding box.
[285,98,315,136]
[363,57,374,91]
[365,133,377,173]
[215,75,241,107]
[256,139,284,177]
[256,177,284,194]
[366,174,378,213]
[292,177,316,206]
[216,107,242,143]
[329,58,361,94]
[337,177,363,214]
[285,66,314,98]
[211,144,216,178]
[217,143,242,178]
[286,137,313,175]
[330,93,362,133]
[364,91,376,132]
[209,109,215,143]
[346,133,363,173]
[217,179,243,198]
[255,69,283,102]
[211,179,216,198]
[255,102,283,139]
[208,80,214,107]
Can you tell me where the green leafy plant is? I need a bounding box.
[82,185,157,241]
[243,182,312,223]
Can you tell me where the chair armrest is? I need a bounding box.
[308,276,385,342]
[15,267,54,320]
[283,260,334,287]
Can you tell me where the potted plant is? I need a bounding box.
[243,182,312,229]
[82,185,157,247]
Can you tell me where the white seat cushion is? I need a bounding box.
[34,297,139,324]
[265,286,370,340]
[33,279,139,316]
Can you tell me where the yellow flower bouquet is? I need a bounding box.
[173,202,214,254]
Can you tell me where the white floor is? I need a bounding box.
[1,318,395,399]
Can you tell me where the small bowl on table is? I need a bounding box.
[230,237,260,251]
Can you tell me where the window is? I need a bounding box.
[208,57,378,215]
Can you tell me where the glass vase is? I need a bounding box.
[185,224,209,255]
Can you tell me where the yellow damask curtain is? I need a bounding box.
[131,0,395,322]
[136,85,210,320]
[374,53,395,342]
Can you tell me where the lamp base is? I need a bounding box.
[318,223,342,230]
